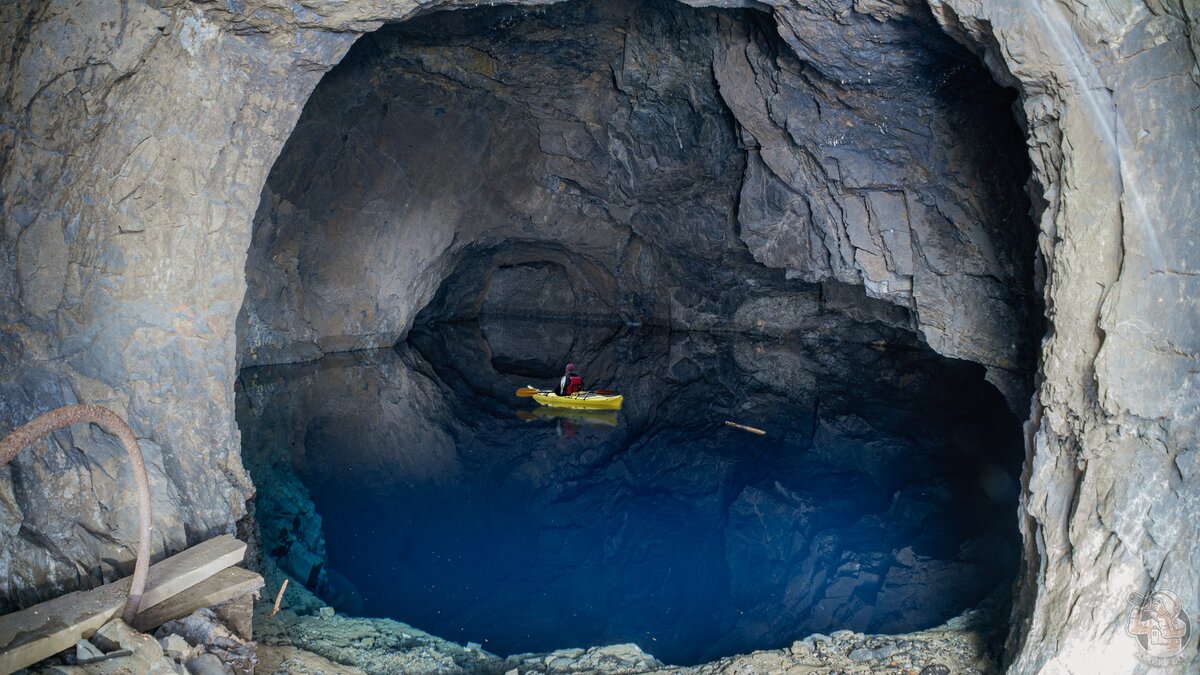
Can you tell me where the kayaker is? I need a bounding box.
[556,363,584,396]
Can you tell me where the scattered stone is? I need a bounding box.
[318,606,336,619]
[160,634,197,662]
[154,609,255,674]
[254,601,495,674]
[88,623,124,653]
[185,653,232,675]
[156,610,238,650]
[847,643,900,662]
[76,619,165,675]
[150,658,190,675]
[255,645,368,674]
[212,595,256,641]
[506,643,663,673]
[75,640,104,661]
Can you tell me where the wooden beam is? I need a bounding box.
[0,535,246,674]
[131,567,264,632]
[137,535,247,612]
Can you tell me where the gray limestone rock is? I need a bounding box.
[184,653,232,675]
[255,645,368,675]
[74,640,105,662]
[79,619,166,675]
[0,0,341,613]
[160,634,198,663]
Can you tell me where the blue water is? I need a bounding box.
[239,320,1021,665]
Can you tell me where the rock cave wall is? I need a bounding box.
[924,1,1200,671]
[236,0,1038,409]
[1,1,1197,673]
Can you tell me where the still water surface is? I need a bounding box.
[239,319,1021,665]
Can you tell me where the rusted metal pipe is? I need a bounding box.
[0,404,153,624]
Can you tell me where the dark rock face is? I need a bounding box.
[714,2,1037,402]
[238,0,1037,408]
[238,315,1022,665]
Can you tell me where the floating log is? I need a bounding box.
[0,535,247,674]
[724,420,766,435]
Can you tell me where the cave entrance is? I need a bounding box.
[236,0,1034,667]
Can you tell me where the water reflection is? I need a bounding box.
[238,318,1021,665]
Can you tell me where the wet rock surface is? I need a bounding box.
[238,315,1021,666]
[240,0,757,363]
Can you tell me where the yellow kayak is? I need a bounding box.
[530,390,624,410]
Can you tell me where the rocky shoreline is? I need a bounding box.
[253,564,1004,675]
[21,564,1002,675]
[250,540,1006,675]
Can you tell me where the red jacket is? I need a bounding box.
[559,373,583,395]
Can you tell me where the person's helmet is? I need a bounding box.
[565,363,576,373]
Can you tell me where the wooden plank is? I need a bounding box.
[132,567,264,632]
[137,535,247,612]
[0,535,246,674]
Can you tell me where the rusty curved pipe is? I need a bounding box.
[0,404,153,624]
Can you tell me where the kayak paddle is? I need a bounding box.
[515,386,618,397]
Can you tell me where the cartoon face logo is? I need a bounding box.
[1127,589,1190,658]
